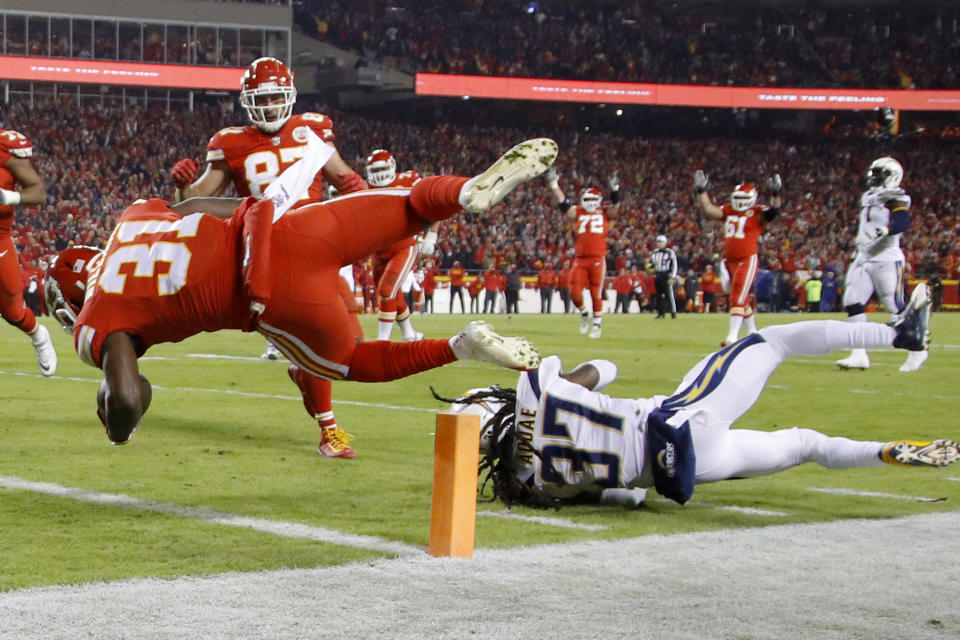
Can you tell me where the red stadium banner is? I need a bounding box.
[0,56,244,90]
[415,73,960,111]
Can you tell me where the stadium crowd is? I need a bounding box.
[4,96,959,315]
[295,0,960,90]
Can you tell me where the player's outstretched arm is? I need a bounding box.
[323,150,368,193]
[607,172,622,219]
[99,332,152,444]
[544,167,575,217]
[173,159,232,203]
[171,196,246,219]
[693,170,723,219]
[3,157,46,206]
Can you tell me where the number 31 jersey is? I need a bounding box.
[206,112,336,202]
[513,355,658,498]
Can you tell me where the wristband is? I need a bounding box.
[584,358,618,391]
[558,198,573,212]
[610,190,622,204]
[0,188,21,206]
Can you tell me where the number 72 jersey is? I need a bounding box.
[513,356,658,498]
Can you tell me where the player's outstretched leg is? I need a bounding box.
[449,321,541,371]
[894,283,931,372]
[287,365,356,459]
[459,138,558,213]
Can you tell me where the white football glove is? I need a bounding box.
[769,173,783,196]
[419,230,438,257]
[544,166,559,189]
[870,225,889,240]
[693,170,708,193]
[0,188,21,206]
[607,172,619,192]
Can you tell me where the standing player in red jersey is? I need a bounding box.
[694,170,782,346]
[0,127,57,376]
[545,167,621,338]
[45,139,558,447]
[363,148,440,342]
[169,57,369,458]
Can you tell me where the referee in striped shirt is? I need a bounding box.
[650,235,678,318]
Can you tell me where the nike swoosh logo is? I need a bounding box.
[0,249,8,258]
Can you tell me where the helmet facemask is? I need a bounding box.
[730,184,758,212]
[579,188,602,213]
[240,86,296,134]
[364,150,397,188]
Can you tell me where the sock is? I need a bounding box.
[727,309,744,341]
[377,311,397,340]
[347,339,455,382]
[398,316,417,340]
[744,312,757,334]
[409,176,470,222]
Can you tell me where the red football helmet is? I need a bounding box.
[240,57,296,133]
[579,187,603,213]
[731,183,758,212]
[364,149,397,188]
[45,246,103,332]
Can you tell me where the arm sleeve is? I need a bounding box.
[888,205,911,235]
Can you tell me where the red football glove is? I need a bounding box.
[171,158,198,189]
[338,172,369,194]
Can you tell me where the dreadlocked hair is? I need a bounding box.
[430,385,562,510]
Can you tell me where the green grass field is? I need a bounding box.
[1,311,958,592]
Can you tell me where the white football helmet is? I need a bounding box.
[867,157,903,189]
[579,188,603,213]
[448,387,506,451]
[239,57,296,134]
[730,183,758,212]
[364,149,397,188]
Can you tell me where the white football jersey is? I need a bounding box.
[854,186,911,262]
[513,356,658,498]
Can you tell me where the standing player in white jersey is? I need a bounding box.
[835,156,926,372]
[442,283,956,508]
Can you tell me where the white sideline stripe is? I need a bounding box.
[949,477,960,482]
[478,510,609,531]
[653,498,789,517]
[807,487,945,502]
[0,475,422,558]
[0,370,438,414]
[188,353,271,362]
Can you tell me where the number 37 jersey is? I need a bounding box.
[513,356,659,498]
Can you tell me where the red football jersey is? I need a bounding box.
[0,128,34,232]
[572,205,610,258]
[387,170,421,189]
[206,112,336,202]
[719,203,767,260]
[376,170,422,256]
[73,199,249,368]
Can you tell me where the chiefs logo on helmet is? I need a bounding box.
[364,149,397,188]
[45,246,103,332]
[240,57,297,134]
[730,183,758,212]
[579,187,603,213]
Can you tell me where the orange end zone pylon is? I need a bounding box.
[428,412,480,558]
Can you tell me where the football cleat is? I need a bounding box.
[898,349,929,373]
[261,341,281,360]
[836,349,870,370]
[579,312,591,335]
[459,138,558,213]
[450,321,541,370]
[318,426,357,459]
[31,324,57,377]
[588,324,602,339]
[403,331,425,342]
[881,439,958,467]
[891,283,931,352]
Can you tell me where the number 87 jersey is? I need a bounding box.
[206,112,336,202]
[513,356,658,499]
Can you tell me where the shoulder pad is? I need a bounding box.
[299,113,335,142]
[0,129,34,158]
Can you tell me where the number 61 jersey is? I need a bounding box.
[513,356,659,498]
